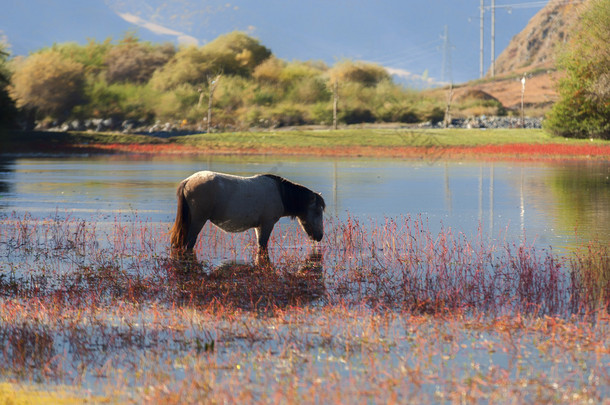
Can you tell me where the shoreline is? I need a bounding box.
[2,128,609,161]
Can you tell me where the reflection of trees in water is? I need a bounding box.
[0,157,15,202]
[547,162,610,243]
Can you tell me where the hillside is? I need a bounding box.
[444,0,589,117]
[494,0,586,75]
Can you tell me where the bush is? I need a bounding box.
[329,60,390,87]
[286,76,330,104]
[252,57,285,84]
[9,50,86,119]
[105,39,174,84]
[341,108,375,124]
[5,32,453,128]
[545,0,610,139]
[149,46,212,91]
[80,80,160,121]
[268,103,307,127]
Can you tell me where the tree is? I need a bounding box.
[0,44,17,128]
[201,31,271,77]
[545,0,610,139]
[53,38,112,76]
[9,50,86,119]
[150,31,270,91]
[105,37,175,84]
[328,60,390,87]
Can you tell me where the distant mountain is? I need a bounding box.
[2,0,547,84]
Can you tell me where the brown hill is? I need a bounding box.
[493,0,587,75]
[439,0,589,117]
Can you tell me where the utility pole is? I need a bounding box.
[520,73,526,128]
[444,83,454,128]
[491,0,496,77]
[480,0,484,78]
[440,25,453,83]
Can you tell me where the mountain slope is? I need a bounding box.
[437,0,590,116]
[493,0,587,75]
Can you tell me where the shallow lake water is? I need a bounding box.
[0,155,608,252]
[1,154,609,400]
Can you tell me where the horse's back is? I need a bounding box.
[182,171,283,232]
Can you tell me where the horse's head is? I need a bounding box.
[297,192,325,242]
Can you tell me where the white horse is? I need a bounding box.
[170,171,325,253]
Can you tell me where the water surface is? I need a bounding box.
[0,155,608,251]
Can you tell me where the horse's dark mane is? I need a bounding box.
[263,174,325,218]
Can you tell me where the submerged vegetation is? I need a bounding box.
[0,212,608,402]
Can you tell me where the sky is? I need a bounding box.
[0,0,547,85]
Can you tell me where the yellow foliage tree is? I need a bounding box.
[10,51,85,118]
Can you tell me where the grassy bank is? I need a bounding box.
[2,128,610,159]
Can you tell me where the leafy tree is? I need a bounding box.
[329,60,390,87]
[9,50,86,119]
[201,31,271,76]
[105,37,175,84]
[252,56,285,84]
[52,38,112,76]
[0,44,17,128]
[150,32,270,90]
[545,0,610,139]
[149,45,211,90]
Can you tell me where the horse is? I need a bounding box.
[169,171,325,255]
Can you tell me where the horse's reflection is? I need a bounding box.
[169,248,326,308]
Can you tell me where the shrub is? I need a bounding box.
[286,76,330,104]
[105,39,175,84]
[268,103,307,127]
[214,75,250,111]
[252,57,285,84]
[341,108,375,124]
[149,46,212,91]
[329,60,390,87]
[311,102,333,125]
[545,0,610,139]
[201,31,271,77]
[5,32,452,128]
[81,80,160,121]
[9,50,86,119]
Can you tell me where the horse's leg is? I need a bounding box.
[255,222,275,252]
[186,218,206,250]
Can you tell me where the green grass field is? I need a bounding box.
[2,128,609,157]
[171,128,607,149]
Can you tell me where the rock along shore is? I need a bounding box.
[35,115,543,138]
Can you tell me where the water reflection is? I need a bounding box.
[0,157,14,209]
[0,156,608,250]
[544,161,610,243]
[169,249,325,309]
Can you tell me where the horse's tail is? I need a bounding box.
[170,180,190,250]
